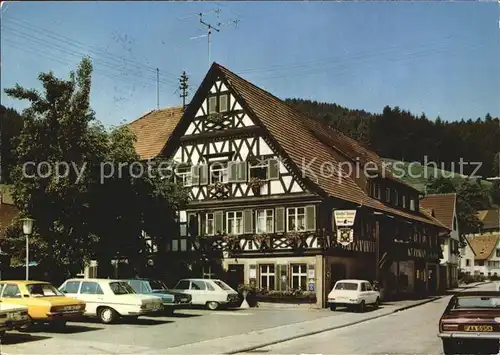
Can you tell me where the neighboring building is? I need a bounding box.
[420,193,459,288]
[459,237,476,275]
[473,209,500,235]
[128,63,448,307]
[465,234,500,276]
[0,190,18,276]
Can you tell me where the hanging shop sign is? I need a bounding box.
[334,210,357,227]
[337,227,354,246]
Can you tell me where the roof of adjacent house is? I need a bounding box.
[419,193,457,230]
[467,234,500,261]
[477,209,500,231]
[128,63,447,229]
[128,107,184,160]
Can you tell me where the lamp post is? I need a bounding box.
[21,218,34,280]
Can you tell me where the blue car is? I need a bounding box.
[125,279,192,315]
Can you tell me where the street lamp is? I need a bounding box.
[20,218,34,280]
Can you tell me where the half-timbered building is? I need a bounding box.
[129,63,449,307]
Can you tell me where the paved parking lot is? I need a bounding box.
[0,307,335,353]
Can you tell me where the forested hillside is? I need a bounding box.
[286,99,500,178]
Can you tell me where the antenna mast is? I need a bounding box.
[156,68,160,110]
[179,71,189,109]
[199,12,220,68]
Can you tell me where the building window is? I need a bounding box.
[393,190,399,206]
[402,195,407,208]
[410,198,416,211]
[453,216,457,231]
[287,207,306,231]
[210,161,228,184]
[259,264,275,290]
[249,160,268,180]
[466,259,471,266]
[227,211,244,235]
[290,264,307,290]
[175,165,192,186]
[496,249,500,258]
[373,183,381,199]
[385,188,391,202]
[206,213,215,236]
[256,209,274,234]
[208,96,217,114]
[219,94,228,112]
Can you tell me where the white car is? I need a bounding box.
[327,279,380,312]
[0,301,30,337]
[171,278,240,310]
[59,278,163,323]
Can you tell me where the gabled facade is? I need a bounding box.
[420,193,459,288]
[129,63,448,306]
[462,234,500,277]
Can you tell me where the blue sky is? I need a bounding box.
[1,1,499,127]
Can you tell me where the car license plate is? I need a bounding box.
[464,325,494,332]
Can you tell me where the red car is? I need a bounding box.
[439,291,500,354]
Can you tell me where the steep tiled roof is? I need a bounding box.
[128,107,184,160]
[420,193,456,230]
[217,64,445,227]
[477,209,500,231]
[468,234,500,261]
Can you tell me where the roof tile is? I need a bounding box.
[420,193,456,230]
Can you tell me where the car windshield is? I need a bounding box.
[453,296,500,309]
[149,280,167,291]
[110,282,135,295]
[213,280,232,291]
[335,282,359,291]
[27,283,64,297]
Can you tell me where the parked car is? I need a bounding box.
[124,279,192,315]
[0,300,31,338]
[438,291,500,354]
[59,278,163,324]
[327,279,380,312]
[0,280,85,328]
[171,278,240,310]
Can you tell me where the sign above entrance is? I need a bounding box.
[334,210,357,227]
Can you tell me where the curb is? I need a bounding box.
[224,282,490,355]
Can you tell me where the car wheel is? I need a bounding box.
[0,330,5,339]
[373,297,380,309]
[357,300,365,313]
[98,307,117,324]
[442,339,456,355]
[329,304,336,311]
[206,301,220,310]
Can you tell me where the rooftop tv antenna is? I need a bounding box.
[190,7,239,68]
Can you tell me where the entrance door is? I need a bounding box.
[330,263,347,290]
[227,264,244,290]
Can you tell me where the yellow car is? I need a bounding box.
[0,280,86,328]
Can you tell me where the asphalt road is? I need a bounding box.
[247,283,496,355]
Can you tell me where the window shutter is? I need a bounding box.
[188,213,198,237]
[237,161,247,182]
[199,164,208,185]
[191,165,200,185]
[228,161,237,182]
[267,158,280,180]
[305,205,316,231]
[214,211,224,234]
[275,207,285,233]
[243,209,253,234]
